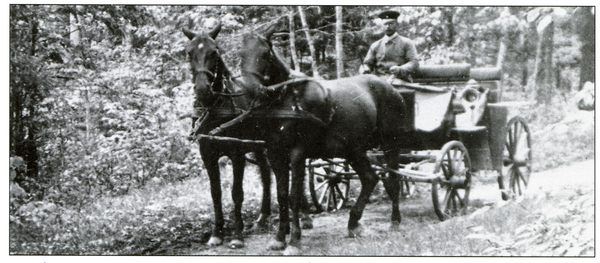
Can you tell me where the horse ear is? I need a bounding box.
[208,21,222,39]
[263,23,278,41]
[183,27,196,40]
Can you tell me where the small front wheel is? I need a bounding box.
[431,141,472,221]
[307,159,352,212]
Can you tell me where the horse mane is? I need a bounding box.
[270,46,291,77]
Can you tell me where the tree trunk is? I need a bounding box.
[533,17,555,104]
[69,13,80,46]
[30,17,38,56]
[442,8,456,45]
[495,7,509,69]
[84,87,91,150]
[578,6,594,90]
[335,6,344,79]
[298,6,319,78]
[288,8,300,71]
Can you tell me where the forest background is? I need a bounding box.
[8,5,595,255]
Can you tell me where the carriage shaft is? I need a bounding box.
[387,168,443,183]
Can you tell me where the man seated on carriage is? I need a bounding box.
[360,10,419,82]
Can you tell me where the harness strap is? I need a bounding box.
[208,109,252,136]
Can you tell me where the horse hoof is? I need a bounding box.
[228,239,245,249]
[283,245,302,255]
[389,222,401,232]
[268,240,286,251]
[347,224,363,238]
[207,236,223,246]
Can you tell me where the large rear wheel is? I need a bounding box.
[432,141,472,221]
[503,116,532,197]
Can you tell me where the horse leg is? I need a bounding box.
[267,150,290,251]
[229,153,246,249]
[497,168,511,200]
[382,149,402,231]
[286,147,306,254]
[252,149,272,233]
[299,197,313,229]
[346,152,379,237]
[202,149,224,246]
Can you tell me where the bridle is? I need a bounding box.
[240,34,286,86]
[192,49,245,103]
[191,31,335,140]
[189,44,250,139]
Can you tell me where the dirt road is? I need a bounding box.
[190,159,594,255]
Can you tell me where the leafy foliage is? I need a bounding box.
[9,5,589,255]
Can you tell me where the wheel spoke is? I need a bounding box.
[454,149,461,171]
[443,186,452,211]
[447,151,454,174]
[314,181,328,191]
[505,141,515,158]
[334,184,345,199]
[512,125,519,152]
[441,163,449,179]
[324,187,331,211]
[314,171,328,177]
[508,127,514,155]
[331,186,338,210]
[516,172,522,195]
[456,192,465,212]
[516,168,528,187]
[318,180,329,204]
[451,190,458,212]
[511,170,517,193]
[401,181,411,196]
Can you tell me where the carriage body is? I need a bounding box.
[392,64,507,172]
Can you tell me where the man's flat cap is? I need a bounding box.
[378,10,400,20]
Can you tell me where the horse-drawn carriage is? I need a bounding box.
[183,23,532,252]
[306,64,532,220]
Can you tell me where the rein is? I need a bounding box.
[194,50,246,99]
[190,33,334,141]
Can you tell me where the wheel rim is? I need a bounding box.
[308,159,351,212]
[432,141,472,221]
[503,117,532,196]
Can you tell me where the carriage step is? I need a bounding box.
[452,126,487,133]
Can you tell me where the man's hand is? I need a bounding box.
[389,66,409,78]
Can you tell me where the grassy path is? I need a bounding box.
[187,159,594,256]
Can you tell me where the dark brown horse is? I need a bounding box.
[182,23,273,249]
[235,26,408,254]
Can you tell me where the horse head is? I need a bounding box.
[239,24,292,94]
[239,24,334,127]
[183,22,234,108]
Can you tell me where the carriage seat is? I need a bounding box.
[389,64,502,132]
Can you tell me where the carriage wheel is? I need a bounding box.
[503,116,532,196]
[431,141,472,221]
[308,159,351,213]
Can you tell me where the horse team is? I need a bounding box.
[183,22,409,254]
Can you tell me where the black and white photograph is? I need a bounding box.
[8,4,595,257]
